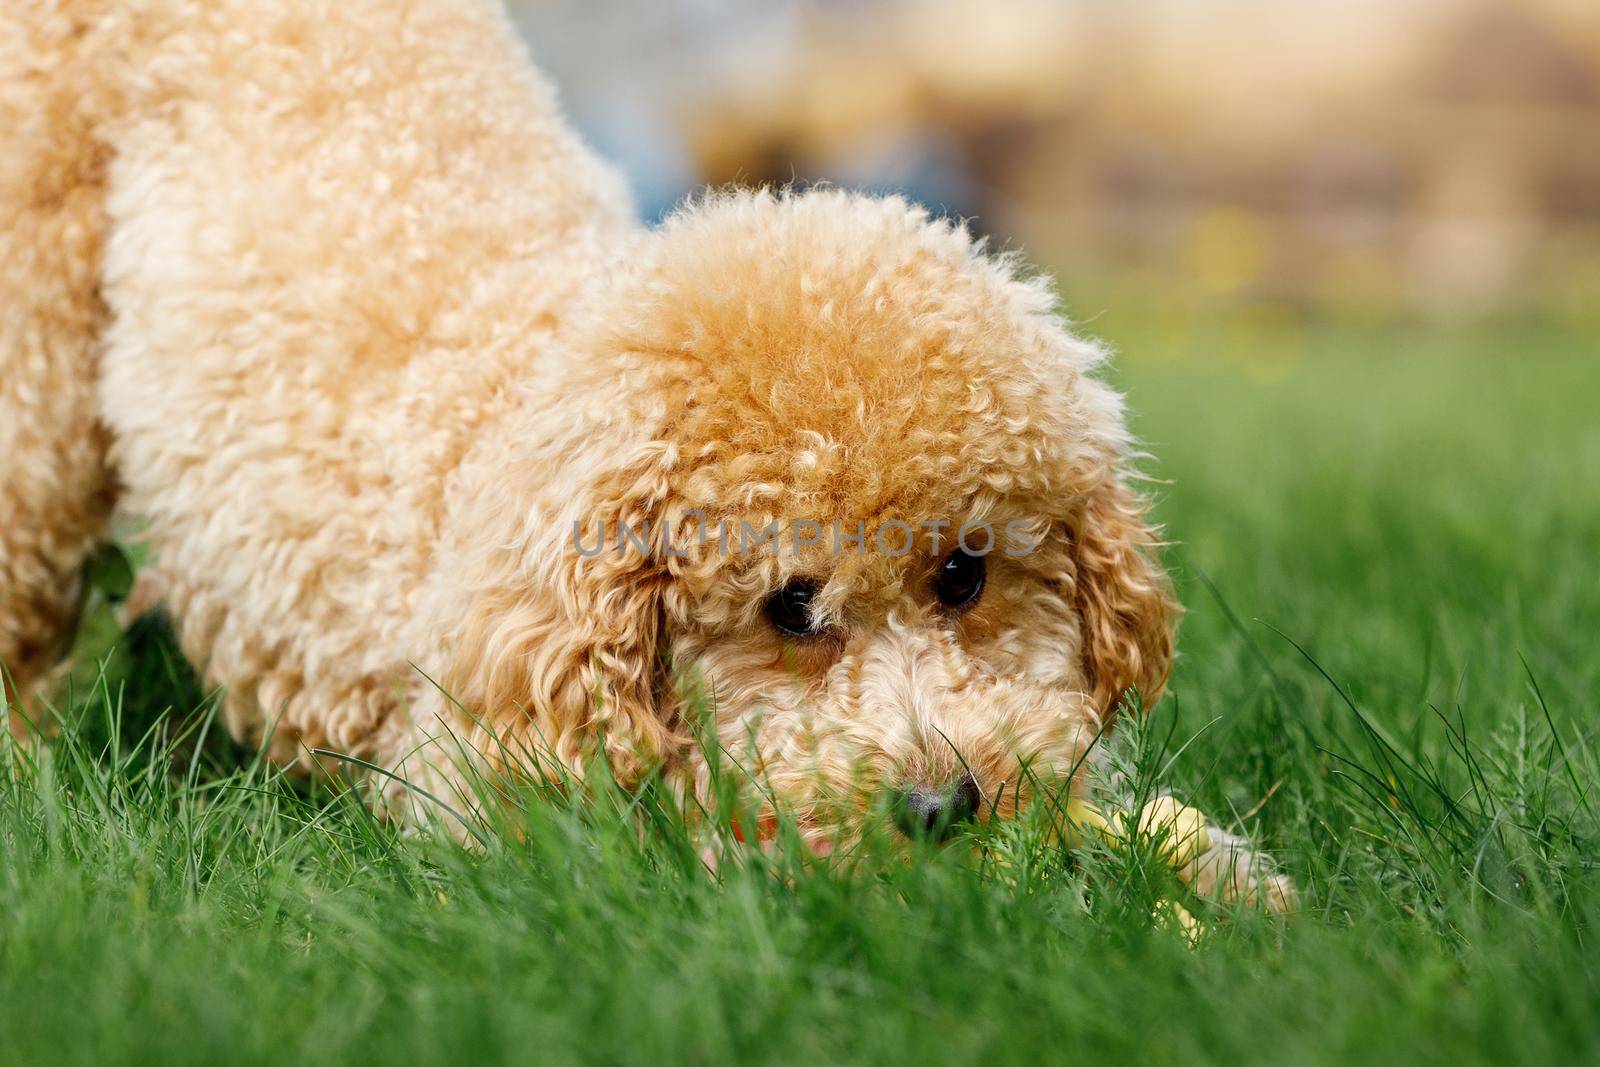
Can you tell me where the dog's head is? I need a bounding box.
[439,189,1175,840]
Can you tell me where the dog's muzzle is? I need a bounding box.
[893,775,981,840]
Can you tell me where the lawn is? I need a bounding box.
[3,311,1598,1065]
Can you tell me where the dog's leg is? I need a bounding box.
[0,7,117,734]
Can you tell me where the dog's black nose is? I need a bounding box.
[894,776,982,840]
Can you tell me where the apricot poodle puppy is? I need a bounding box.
[1,0,1286,905]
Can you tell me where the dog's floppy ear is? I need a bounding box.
[442,441,684,786]
[1072,471,1178,720]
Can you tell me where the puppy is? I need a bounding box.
[0,0,1286,905]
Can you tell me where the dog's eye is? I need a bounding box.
[934,548,986,612]
[765,579,822,637]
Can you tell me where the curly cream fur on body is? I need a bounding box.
[1,0,1284,901]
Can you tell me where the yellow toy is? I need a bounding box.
[1064,795,1212,943]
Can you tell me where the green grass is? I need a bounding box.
[4,313,1599,1065]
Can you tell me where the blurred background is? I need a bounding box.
[510,0,1600,329]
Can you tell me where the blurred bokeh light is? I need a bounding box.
[511,0,1600,322]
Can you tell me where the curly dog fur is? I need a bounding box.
[1,0,1286,905]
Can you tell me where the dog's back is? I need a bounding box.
[0,0,631,759]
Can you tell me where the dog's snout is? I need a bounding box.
[894,776,981,840]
